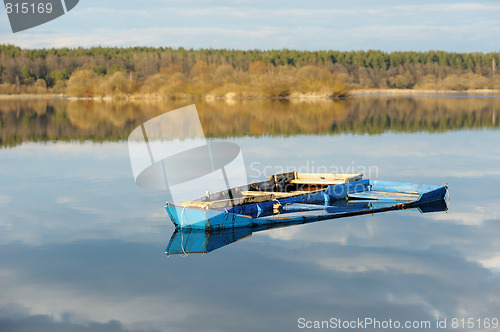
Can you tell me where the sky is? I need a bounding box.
[1,1,499,52]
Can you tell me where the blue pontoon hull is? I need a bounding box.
[165,199,448,255]
[165,179,447,230]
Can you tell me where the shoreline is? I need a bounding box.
[348,88,500,96]
[1,89,500,101]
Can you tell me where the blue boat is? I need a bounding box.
[164,172,448,230]
[165,199,448,255]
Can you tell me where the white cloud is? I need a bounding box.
[429,212,492,226]
[56,196,77,204]
[0,280,196,330]
[478,254,500,271]
[314,254,441,275]
[0,195,12,205]
[395,3,500,13]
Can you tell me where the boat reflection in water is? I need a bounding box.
[165,199,448,256]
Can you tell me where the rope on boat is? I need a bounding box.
[180,226,188,257]
[180,206,187,229]
[179,206,189,256]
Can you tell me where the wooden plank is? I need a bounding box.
[290,189,324,194]
[292,173,363,185]
[290,173,363,186]
[241,191,299,198]
[240,191,272,196]
[181,194,274,209]
[291,179,346,185]
[348,190,419,202]
[295,172,362,179]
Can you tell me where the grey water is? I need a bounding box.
[1,96,499,332]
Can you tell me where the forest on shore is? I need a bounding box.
[0,44,499,99]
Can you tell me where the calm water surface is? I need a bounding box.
[1,97,500,331]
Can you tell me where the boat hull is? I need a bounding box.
[165,199,449,255]
[165,179,447,230]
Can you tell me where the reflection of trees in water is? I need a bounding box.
[0,97,498,147]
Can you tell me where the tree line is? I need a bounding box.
[0,44,499,98]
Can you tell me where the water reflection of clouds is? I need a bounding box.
[0,239,198,330]
[262,210,500,270]
[247,242,500,322]
[0,311,147,332]
[0,143,170,246]
[1,130,500,331]
[1,279,194,331]
[430,211,498,226]
[0,195,12,205]
[479,255,500,272]
[240,134,500,189]
[2,228,500,331]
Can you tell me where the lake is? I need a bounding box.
[1,95,500,331]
